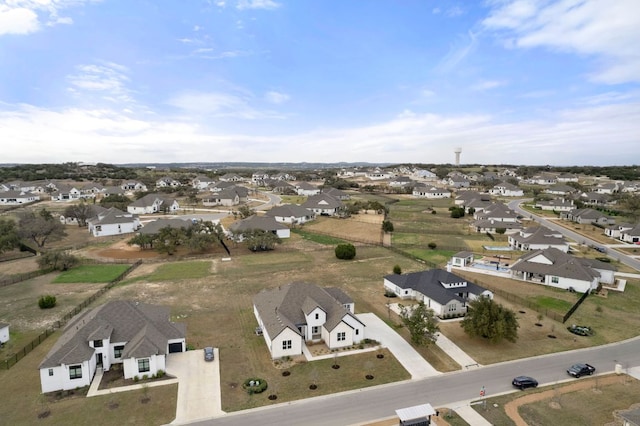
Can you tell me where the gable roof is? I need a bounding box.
[301,193,344,209]
[384,269,489,305]
[265,204,314,218]
[39,301,185,368]
[253,282,360,339]
[229,215,288,232]
[511,247,610,280]
[139,218,192,235]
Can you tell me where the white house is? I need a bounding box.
[296,182,321,196]
[39,300,185,394]
[0,190,40,205]
[265,204,316,225]
[155,177,181,189]
[0,323,9,344]
[489,182,524,197]
[510,248,614,292]
[301,193,344,216]
[383,269,493,318]
[534,198,574,212]
[127,194,179,215]
[228,215,291,240]
[86,208,141,237]
[413,186,451,199]
[253,282,365,359]
[508,226,570,252]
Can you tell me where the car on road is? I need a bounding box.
[512,376,538,390]
[567,363,595,378]
[203,346,214,362]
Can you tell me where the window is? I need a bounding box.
[114,345,124,359]
[282,340,292,350]
[315,313,319,320]
[312,326,320,335]
[138,358,150,373]
[337,332,346,342]
[48,369,54,376]
[93,340,103,348]
[69,365,82,380]
[448,304,457,312]
[355,329,359,336]
[95,225,102,231]
[551,276,559,284]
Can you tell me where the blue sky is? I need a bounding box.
[1,0,639,166]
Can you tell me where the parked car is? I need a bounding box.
[567,363,595,378]
[512,376,538,390]
[203,346,214,362]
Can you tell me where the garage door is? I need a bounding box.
[168,342,183,353]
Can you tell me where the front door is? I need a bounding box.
[96,353,103,367]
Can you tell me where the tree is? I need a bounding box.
[393,264,402,275]
[100,194,130,211]
[38,295,57,309]
[449,206,465,218]
[335,243,356,260]
[127,233,157,250]
[398,302,439,346]
[155,226,185,255]
[37,250,79,271]
[461,297,519,343]
[63,202,94,227]
[237,205,255,219]
[17,209,67,248]
[382,220,394,233]
[0,218,20,254]
[243,229,281,251]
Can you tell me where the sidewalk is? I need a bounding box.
[86,368,179,397]
[435,329,481,369]
[451,403,493,426]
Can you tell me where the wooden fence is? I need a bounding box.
[1,260,142,370]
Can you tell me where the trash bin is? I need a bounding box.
[615,364,623,375]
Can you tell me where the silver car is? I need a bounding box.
[203,346,214,362]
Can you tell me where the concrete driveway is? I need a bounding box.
[357,313,440,379]
[166,349,224,424]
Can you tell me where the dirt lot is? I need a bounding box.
[303,214,385,244]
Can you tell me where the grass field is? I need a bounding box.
[145,260,213,281]
[52,264,131,283]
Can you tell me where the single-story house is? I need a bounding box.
[605,223,634,239]
[192,175,216,190]
[228,215,291,240]
[413,186,451,199]
[253,282,365,359]
[39,300,185,394]
[155,177,182,189]
[471,219,522,234]
[454,191,490,206]
[138,218,194,235]
[620,224,640,244]
[127,194,179,215]
[383,269,493,318]
[510,247,615,293]
[265,204,316,225]
[301,193,344,216]
[0,190,40,205]
[202,188,240,207]
[534,198,574,212]
[489,182,524,197]
[87,208,141,237]
[473,202,520,223]
[562,208,615,225]
[296,182,321,196]
[322,187,350,201]
[508,226,570,252]
[0,323,9,344]
[121,181,148,192]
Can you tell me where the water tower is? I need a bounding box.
[454,147,462,166]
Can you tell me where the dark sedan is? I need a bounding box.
[512,376,538,390]
[203,346,214,362]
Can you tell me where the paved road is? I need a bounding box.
[191,336,640,426]
[507,199,640,272]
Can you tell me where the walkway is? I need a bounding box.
[435,330,480,369]
[86,368,179,397]
[357,313,440,379]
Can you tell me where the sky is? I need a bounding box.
[1,0,639,166]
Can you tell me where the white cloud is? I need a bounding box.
[436,31,477,72]
[0,6,39,35]
[471,80,507,91]
[264,91,289,104]
[67,62,134,104]
[166,91,284,119]
[447,6,464,17]
[0,0,99,36]
[236,0,281,11]
[2,98,638,165]
[483,0,640,84]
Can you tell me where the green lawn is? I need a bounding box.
[53,264,131,283]
[146,260,213,281]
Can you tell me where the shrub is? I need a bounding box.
[335,243,356,260]
[427,242,437,250]
[242,378,268,395]
[133,376,140,382]
[141,374,148,380]
[382,220,394,233]
[156,369,165,378]
[38,295,57,309]
[393,264,402,274]
[431,210,437,215]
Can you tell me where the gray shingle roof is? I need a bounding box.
[229,215,288,232]
[39,301,185,369]
[253,282,361,339]
[139,218,191,235]
[384,269,489,305]
[510,247,606,280]
[265,204,314,218]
